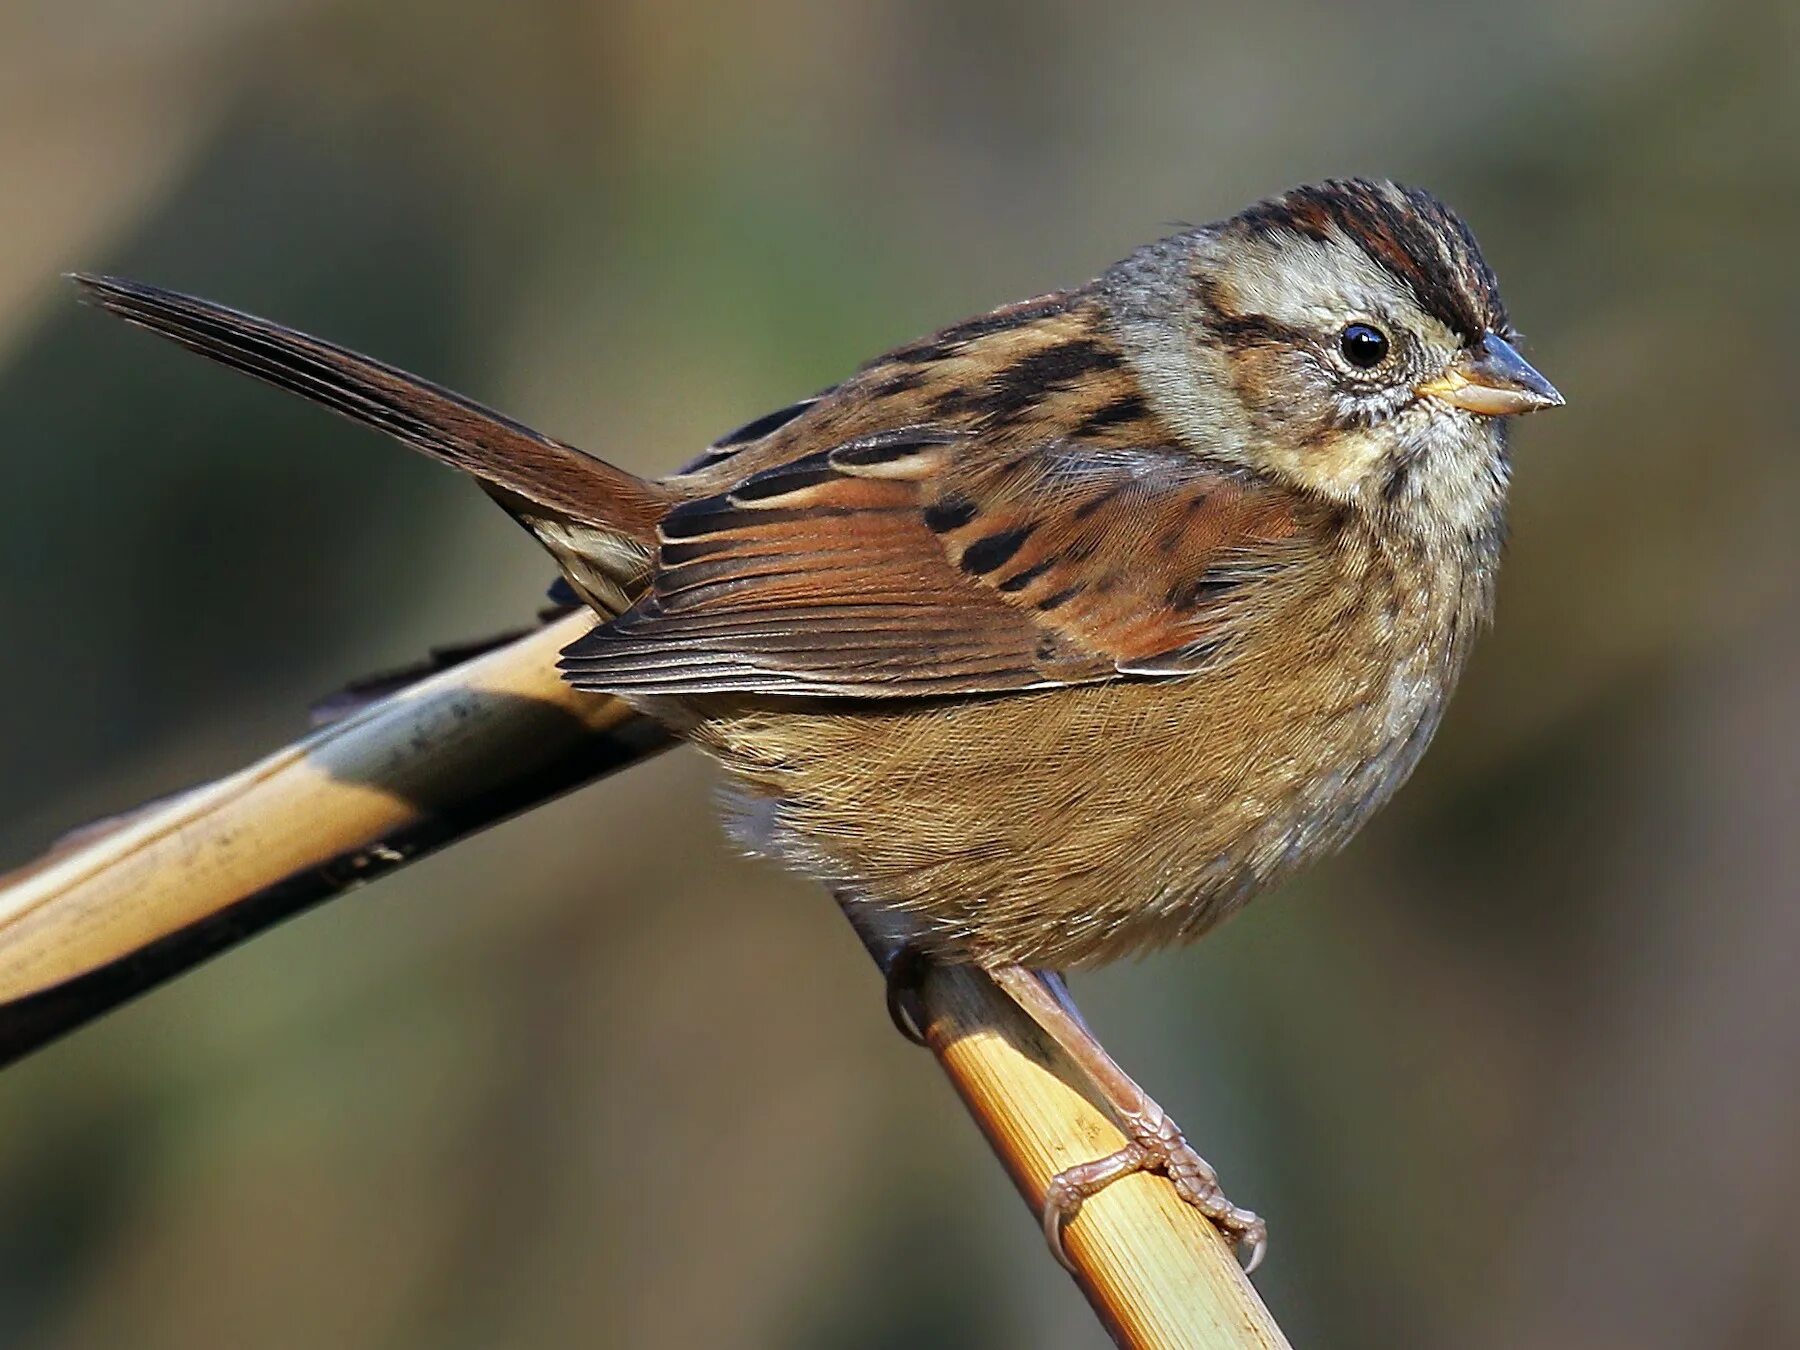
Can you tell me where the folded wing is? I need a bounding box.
[560,429,1312,698]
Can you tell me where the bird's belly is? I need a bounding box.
[663,649,1450,968]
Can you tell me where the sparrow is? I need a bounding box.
[73,178,1562,1271]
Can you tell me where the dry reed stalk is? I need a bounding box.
[0,615,1291,1349]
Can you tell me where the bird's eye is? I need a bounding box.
[1338,323,1390,369]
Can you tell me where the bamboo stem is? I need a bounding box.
[0,619,1291,1349]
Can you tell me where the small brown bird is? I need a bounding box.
[75,178,1561,1270]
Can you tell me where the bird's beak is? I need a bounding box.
[1417,332,1564,417]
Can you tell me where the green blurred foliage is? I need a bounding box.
[0,1,1795,1346]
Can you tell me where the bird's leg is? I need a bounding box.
[828,886,935,1047]
[983,963,1266,1273]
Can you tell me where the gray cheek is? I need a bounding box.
[1110,314,1257,459]
[1234,348,1339,439]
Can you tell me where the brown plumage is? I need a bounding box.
[73,178,1562,1266]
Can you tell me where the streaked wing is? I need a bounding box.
[678,394,829,475]
[559,427,1311,698]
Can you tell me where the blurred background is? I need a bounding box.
[0,1,1795,1346]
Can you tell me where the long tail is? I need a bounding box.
[72,275,670,612]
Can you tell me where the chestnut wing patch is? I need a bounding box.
[559,431,1306,698]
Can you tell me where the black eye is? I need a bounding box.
[1338,323,1390,369]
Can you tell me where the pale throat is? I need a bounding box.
[1378,415,1512,549]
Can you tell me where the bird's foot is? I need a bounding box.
[984,964,1266,1274]
[1040,1101,1266,1273]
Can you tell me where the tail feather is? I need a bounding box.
[71,275,671,545]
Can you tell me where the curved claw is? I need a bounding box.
[1042,1187,1075,1273]
[1239,1223,1267,1274]
[882,944,932,1047]
[1040,1143,1149,1273]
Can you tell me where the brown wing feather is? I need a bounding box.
[918,441,1306,675]
[559,428,1312,698]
